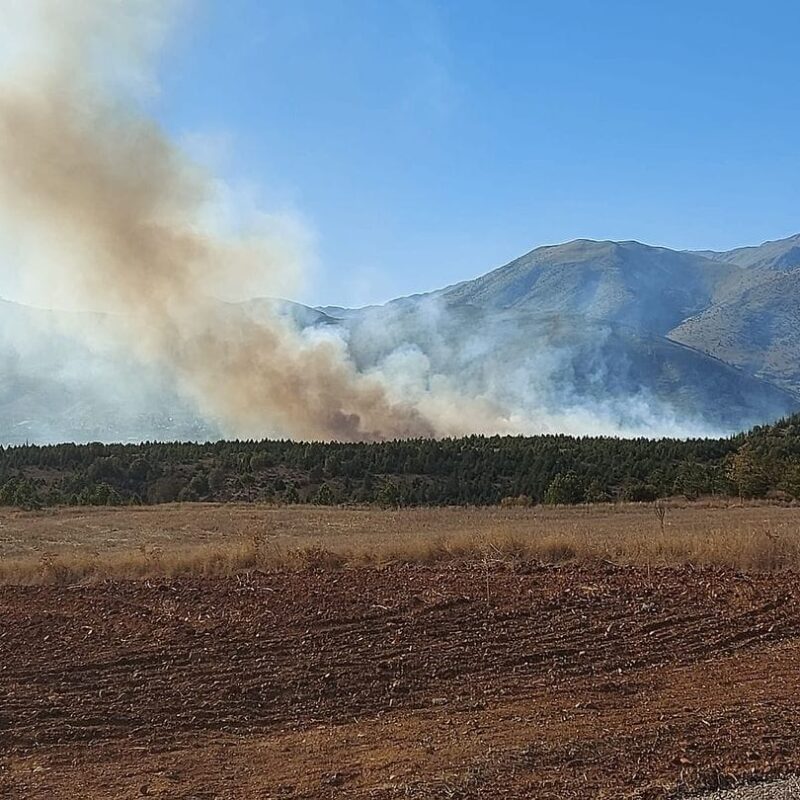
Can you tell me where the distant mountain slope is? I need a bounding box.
[234,297,340,328]
[433,239,739,335]
[326,234,800,435]
[669,267,800,393]
[693,233,800,271]
[667,233,800,393]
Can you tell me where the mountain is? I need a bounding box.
[670,269,800,393]
[693,233,800,271]
[235,298,339,328]
[1,233,800,442]
[670,234,800,393]
[326,237,800,435]
[432,239,739,335]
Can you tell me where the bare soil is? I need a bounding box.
[700,778,800,799]
[2,562,800,798]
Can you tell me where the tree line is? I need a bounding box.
[0,414,799,510]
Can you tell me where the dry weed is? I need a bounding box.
[0,501,798,584]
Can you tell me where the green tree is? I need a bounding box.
[13,479,42,510]
[284,484,300,504]
[544,471,585,505]
[313,482,337,505]
[727,447,770,499]
[584,479,610,504]
[249,452,272,471]
[188,473,209,497]
[0,478,19,506]
[208,468,227,495]
[377,480,402,508]
[779,461,800,499]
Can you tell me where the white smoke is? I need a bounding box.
[0,1,738,443]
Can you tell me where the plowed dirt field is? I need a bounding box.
[2,564,799,798]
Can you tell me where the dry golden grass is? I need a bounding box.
[0,500,799,584]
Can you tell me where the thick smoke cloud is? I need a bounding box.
[0,1,727,443]
[0,0,456,441]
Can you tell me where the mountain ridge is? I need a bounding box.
[1,232,799,443]
[692,232,800,271]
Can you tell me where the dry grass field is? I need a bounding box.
[0,500,799,583]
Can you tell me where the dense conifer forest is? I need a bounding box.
[1,415,799,509]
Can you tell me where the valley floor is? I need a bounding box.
[2,563,800,798]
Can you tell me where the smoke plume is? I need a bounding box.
[0,0,471,441]
[0,1,750,444]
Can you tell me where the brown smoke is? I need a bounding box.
[0,2,709,442]
[0,0,443,441]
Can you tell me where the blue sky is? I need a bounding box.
[159,0,800,307]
